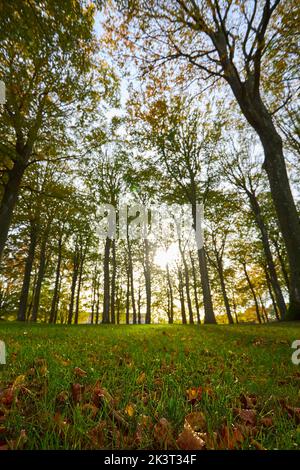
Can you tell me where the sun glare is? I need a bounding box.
[154,244,180,269]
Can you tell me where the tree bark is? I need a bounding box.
[178,268,187,324]
[31,225,50,321]
[242,262,262,324]
[102,236,111,323]
[17,222,38,321]
[190,253,201,324]
[264,265,280,321]
[166,263,174,324]
[0,161,27,260]
[248,192,287,319]
[50,236,63,324]
[178,240,194,324]
[225,71,300,320]
[74,254,84,325]
[110,239,116,324]
[143,239,151,324]
[215,255,234,324]
[67,248,79,325]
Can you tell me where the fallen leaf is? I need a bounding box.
[125,403,135,417]
[153,418,174,448]
[185,412,207,432]
[88,421,106,448]
[233,408,257,426]
[176,428,206,450]
[136,372,146,385]
[240,393,257,409]
[71,383,84,404]
[260,416,273,427]
[74,367,87,378]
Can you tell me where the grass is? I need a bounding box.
[0,321,300,450]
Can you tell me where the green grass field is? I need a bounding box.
[0,322,300,450]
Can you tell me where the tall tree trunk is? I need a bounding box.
[258,293,269,323]
[178,268,187,324]
[178,240,194,324]
[126,265,130,324]
[74,255,84,325]
[248,192,287,319]
[190,252,201,324]
[272,237,290,291]
[17,222,38,321]
[31,226,50,322]
[215,255,234,324]
[127,238,137,324]
[50,236,63,324]
[67,248,79,325]
[197,247,216,324]
[137,285,142,324]
[232,291,239,324]
[264,265,280,321]
[191,204,216,324]
[226,73,300,320]
[242,262,262,324]
[0,161,26,260]
[166,264,174,324]
[110,240,116,324]
[102,236,111,324]
[143,239,151,324]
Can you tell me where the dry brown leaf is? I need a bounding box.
[136,372,146,385]
[184,411,207,432]
[88,421,106,448]
[260,416,274,427]
[153,418,173,448]
[176,428,205,450]
[74,367,87,378]
[240,393,257,409]
[233,408,257,426]
[71,383,84,404]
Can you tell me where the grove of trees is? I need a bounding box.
[0,0,299,324]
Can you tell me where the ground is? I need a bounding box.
[0,322,299,450]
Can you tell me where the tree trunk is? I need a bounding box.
[102,236,111,324]
[126,266,130,324]
[216,255,234,324]
[178,240,194,324]
[67,248,79,325]
[264,265,280,321]
[0,161,26,260]
[110,240,116,324]
[50,236,63,324]
[227,75,300,320]
[74,255,84,325]
[31,226,50,322]
[17,222,38,321]
[178,268,187,324]
[242,262,262,324]
[272,236,290,291]
[197,247,216,324]
[137,285,142,324]
[143,239,151,324]
[258,293,269,323]
[166,264,174,324]
[128,243,137,324]
[248,192,287,319]
[191,204,216,324]
[190,253,201,324]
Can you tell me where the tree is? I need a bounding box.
[108,0,300,319]
[0,0,117,259]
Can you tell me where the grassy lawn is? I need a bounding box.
[0,322,300,450]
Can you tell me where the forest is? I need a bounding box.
[0,0,300,453]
